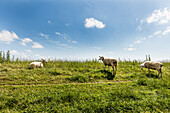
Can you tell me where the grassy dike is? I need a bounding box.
[0,60,170,112]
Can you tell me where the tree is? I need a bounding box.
[0,51,2,62]
[3,51,5,62]
[6,50,10,62]
[146,55,148,61]
[148,55,151,61]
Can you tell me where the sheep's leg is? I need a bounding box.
[111,64,115,74]
[104,65,106,70]
[158,69,162,78]
[115,65,117,74]
[148,69,150,73]
[158,71,160,78]
[108,66,110,70]
[115,65,117,71]
[111,63,114,71]
[160,69,162,78]
[112,66,114,72]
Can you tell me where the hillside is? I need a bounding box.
[0,60,170,112]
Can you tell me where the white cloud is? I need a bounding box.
[10,50,18,54]
[141,37,146,40]
[147,31,162,39]
[55,32,60,35]
[162,26,170,35]
[34,54,50,59]
[0,29,44,50]
[72,40,78,44]
[40,33,48,39]
[65,24,70,26]
[58,43,75,49]
[134,40,142,44]
[55,32,64,36]
[127,48,136,51]
[0,30,19,44]
[20,38,44,49]
[140,19,144,24]
[54,41,76,49]
[35,54,40,57]
[129,44,133,47]
[146,8,170,24]
[85,18,105,29]
[148,35,154,38]
[56,32,68,37]
[11,50,46,59]
[153,30,162,35]
[93,46,101,50]
[10,50,29,58]
[48,20,51,24]
[32,42,44,48]
[25,50,32,53]
[137,26,142,31]
[55,32,78,44]
[20,38,32,46]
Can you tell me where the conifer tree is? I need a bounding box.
[3,51,5,62]
[0,51,2,62]
[146,55,148,61]
[6,50,10,62]
[148,55,151,61]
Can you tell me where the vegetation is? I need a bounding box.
[0,51,169,112]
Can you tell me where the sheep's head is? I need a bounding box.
[41,59,47,64]
[99,56,104,61]
[140,63,144,70]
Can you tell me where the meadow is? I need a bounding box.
[0,53,170,112]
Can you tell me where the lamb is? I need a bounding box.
[99,56,118,74]
[140,61,163,78]
[29,59,47,69]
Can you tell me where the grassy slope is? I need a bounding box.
[0,60,166,85]
[0,60,170,112]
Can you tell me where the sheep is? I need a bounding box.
[99,56,118,74]
[140,61,163,78]
[29,59,47,69]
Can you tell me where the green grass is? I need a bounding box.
[0,60,164,85]
[0,81,169,112]
[0,60,170,112]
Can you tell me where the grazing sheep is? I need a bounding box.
[140,61,163,78]
[29,59,47,69]
[99,56,118,74]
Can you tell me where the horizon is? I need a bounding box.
[1,50,170,62]
[0,0,170,61]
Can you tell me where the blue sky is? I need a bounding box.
[0,0,170,61]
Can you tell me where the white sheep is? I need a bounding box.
[29,59,47,69]
[140,61,163,78]
[99,56,118,74]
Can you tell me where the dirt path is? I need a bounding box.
[0,80,136,87]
